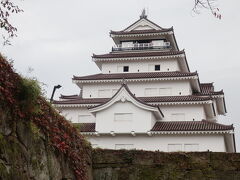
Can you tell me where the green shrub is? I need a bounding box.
[17,77,41,113]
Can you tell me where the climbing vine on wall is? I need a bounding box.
[0,54,91,180]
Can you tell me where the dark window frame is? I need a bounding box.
[123,66,129,72]
[155,65,160,71]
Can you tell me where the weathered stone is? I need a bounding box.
[0,106,76,180]
[92,149,240,180]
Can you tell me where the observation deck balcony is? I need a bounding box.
[112,42,171,52]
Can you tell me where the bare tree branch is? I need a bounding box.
[0,0,23,45]
[193,0,221,19]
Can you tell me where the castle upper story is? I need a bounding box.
[90,14,189,75]
[109,13,179,53]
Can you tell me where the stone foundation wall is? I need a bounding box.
[0,108,76,180]
[92,149,240,180]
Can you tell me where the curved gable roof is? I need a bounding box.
[111,17,171,33]
[88,83,164,119]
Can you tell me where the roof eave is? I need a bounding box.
[72,74,198,84]
[150,130,234,134]
[92,55,184,62]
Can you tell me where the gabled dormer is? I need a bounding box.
[110,11,179,52]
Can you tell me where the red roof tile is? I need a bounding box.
[75,123,95,132]
[151,120,233,131]
[53,95,211,105]
[196,91,224,96]
[198,83,224,96]
[53,98,108,104]
[74,121,233,133]
[73,71,197,81]
[92,50,184,59]
[200,83,214,93]
[139,96,212,102]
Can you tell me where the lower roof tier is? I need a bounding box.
[59,82,223,102]
[54,95,213,105]
[73,71,197,81]
[75,120,233,133]
[92,50,184,59]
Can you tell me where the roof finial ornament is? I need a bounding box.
[140,8,147,19]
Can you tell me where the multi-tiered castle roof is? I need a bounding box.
[53,13,235,152]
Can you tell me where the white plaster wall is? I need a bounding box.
[82,83,121,98]
[86,134,227,152]
[160,105,207,121]
[95,101,153,133]
[57,101,206,124]
[125,19,160,31]
[82,80,191,98]
[212,99,219,120]
[129,81,191,97]
[101,58,180,73]
[58,104,207,123]
[58,107,95,123]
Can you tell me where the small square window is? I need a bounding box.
[123,66,129,72]
[155,65,160,71]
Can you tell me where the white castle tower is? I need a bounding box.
[53,12,236,152]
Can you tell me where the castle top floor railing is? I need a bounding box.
[112,42,171,52]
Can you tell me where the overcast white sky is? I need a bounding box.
[1,0,239,151]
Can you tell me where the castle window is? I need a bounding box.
[159,88,172,96]
[123,66,129,72]
[114,113,132,121]
[98,89,111,97]
[171,113,185,121]
[155,65,160,71]
[145,88,158,96]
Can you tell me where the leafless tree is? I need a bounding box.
[0,0,23,45]
[193,0,221,19]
